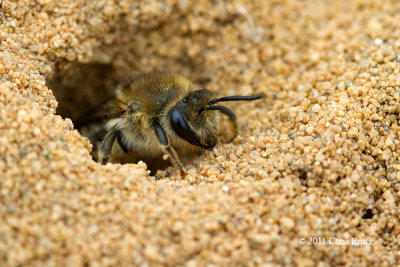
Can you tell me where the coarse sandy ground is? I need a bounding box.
[1,0,400,266]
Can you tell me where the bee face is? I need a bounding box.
[168,89,218,149]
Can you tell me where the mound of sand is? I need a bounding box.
[0,0,399,265]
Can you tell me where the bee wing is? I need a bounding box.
[74,97,128,129]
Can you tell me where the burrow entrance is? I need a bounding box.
[48,60,212,175]
[48,62,172,174]
[49,62,120,124]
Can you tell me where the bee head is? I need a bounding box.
[168,89,264,149]
[168,89,217,149]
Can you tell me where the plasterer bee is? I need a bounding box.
[77,73,263,173]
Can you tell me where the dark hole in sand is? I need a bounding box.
[49,62,119,123]
[48,62,173,174]
[361,209,374,219]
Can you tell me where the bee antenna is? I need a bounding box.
[199,105,238,143]
[208,94,264,105]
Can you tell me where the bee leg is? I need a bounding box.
[154,124,187,173]
[116,130,129,153]
[99,130,117,164]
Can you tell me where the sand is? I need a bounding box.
[1,0,399,266]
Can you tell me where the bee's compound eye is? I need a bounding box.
[170,110,191,137]
[170,109,202,147]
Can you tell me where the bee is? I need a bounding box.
[77,73,263,173]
